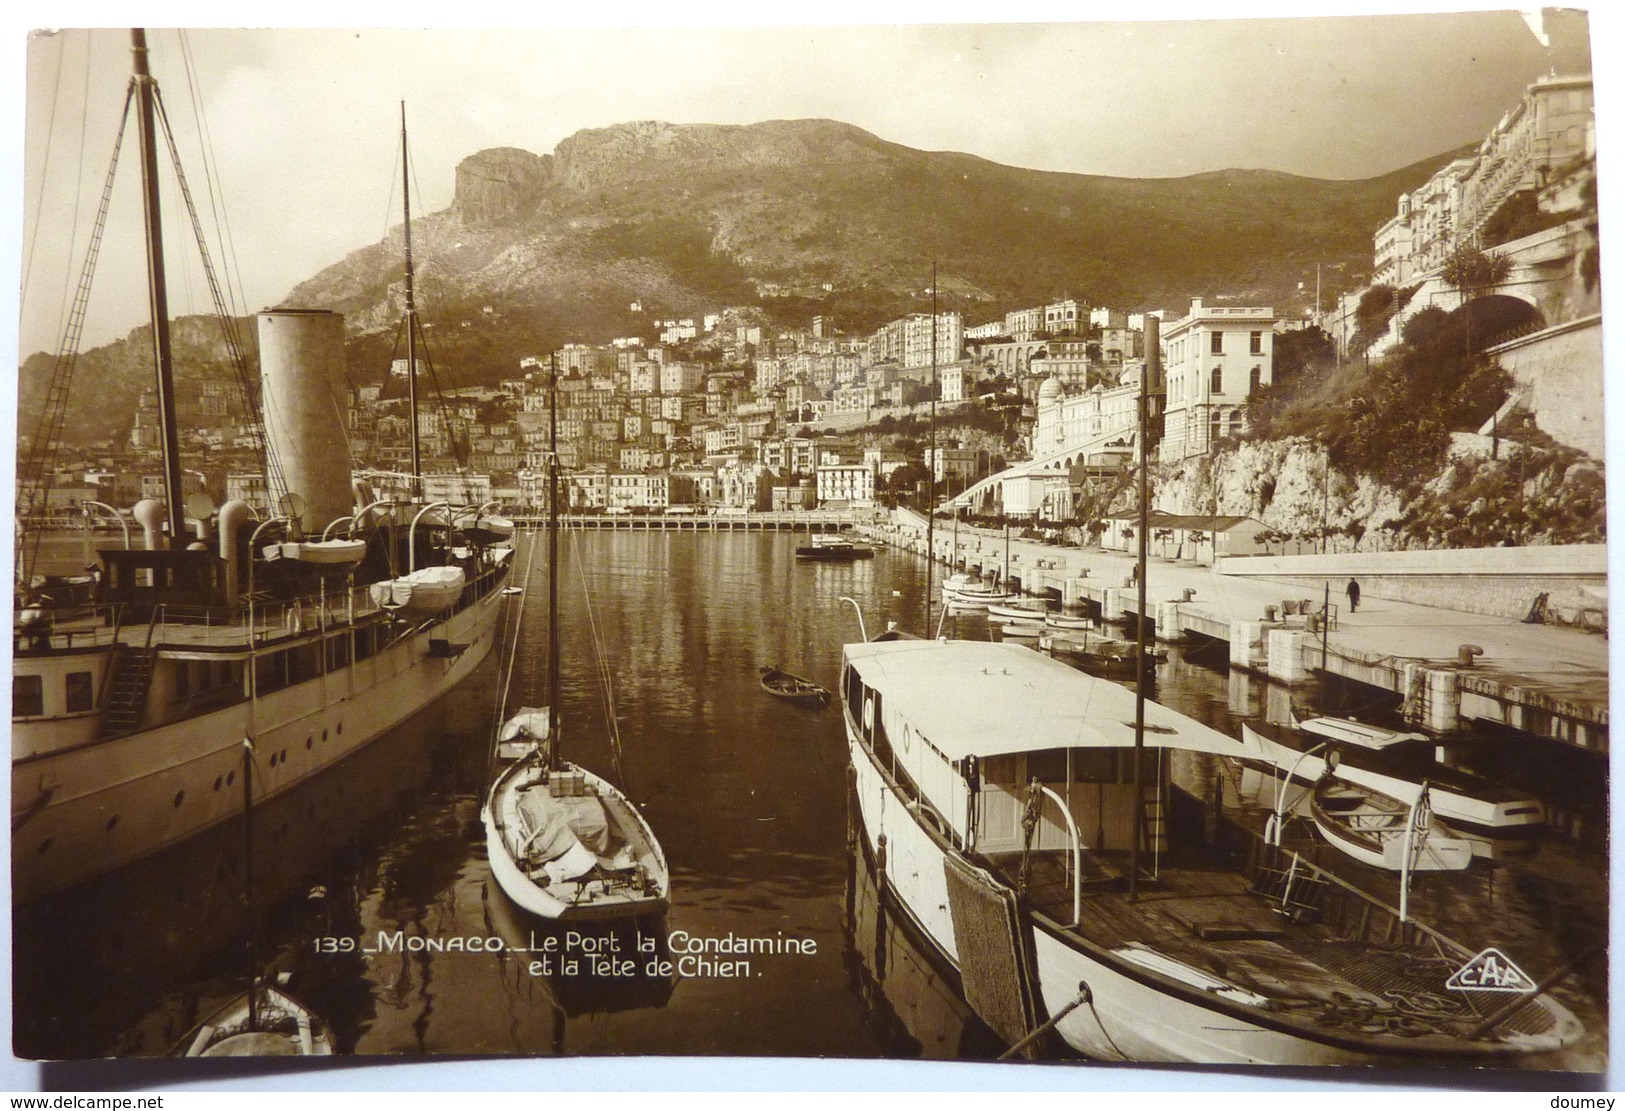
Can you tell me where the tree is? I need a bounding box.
[1441,245,1514,355]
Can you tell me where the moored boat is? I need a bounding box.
[796,534,875,561]
[986,602,1048,625]
[1239,717,1545,859]
[11,56,513,904]
[1042,611,1093,631]
[1309,774,1474,872]
[942,578,1019,608]
[759,665,832,709]
[481,353,669,923]
[483,730,670,922]
[1039,630,1166,675]
[841,637,1583,1064]
[171,980,334,1058]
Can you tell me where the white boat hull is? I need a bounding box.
[1239,724,1544,860]
[12,583,506,903]
[483,757,669,922]
[847,725,1543,1065]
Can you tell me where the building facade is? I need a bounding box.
[1159,299,1275,461]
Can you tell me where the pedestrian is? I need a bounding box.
[1346,577,1361,613]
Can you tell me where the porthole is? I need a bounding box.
[226,771,235,787]
[213,775,223,791]
[172,790,185,808]
[105,815,119,832]
[37,837,52,854]
[306,736,314,750]
[322,728,329,742]
[279,749,288,762]
[336,722,343,735]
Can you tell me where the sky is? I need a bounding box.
[3,3,1601,360]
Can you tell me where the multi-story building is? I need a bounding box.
[1159,298,1275,461]
[1043,298,1085,335]
[1005,306,1044,341]
[924,445,989,483]
[1373,74,1594,285]
[901,312,963,369]
[815,464,875,506]
[660,361,704,395]
[629,361,660,395]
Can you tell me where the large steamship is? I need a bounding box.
[13,35,513,904]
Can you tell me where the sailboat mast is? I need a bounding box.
[924,262,937,634]
[130,29,186,545]
[1129,316,1160,898]
[401,103,422,495]
[548,353,561,772]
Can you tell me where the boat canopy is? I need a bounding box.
[1298,716,1427,750]
[841,639,1246,761]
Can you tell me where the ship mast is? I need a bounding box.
[131,29,187,544]
[400,103,422,498]
[548,353,561,772]
[1129,316,1161,899]
[924,262,937,634]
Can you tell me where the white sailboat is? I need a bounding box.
[482,357,670,922]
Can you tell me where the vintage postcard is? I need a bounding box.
[7,7,1608,1091]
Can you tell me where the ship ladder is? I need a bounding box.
[99,645,159,738]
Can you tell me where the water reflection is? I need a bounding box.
[13,532,1607,1071]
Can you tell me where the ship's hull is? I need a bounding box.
[12,584,506,903]
[846,724,1563,1065]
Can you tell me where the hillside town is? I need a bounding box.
[33,73,1599,539]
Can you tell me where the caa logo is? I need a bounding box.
[1446,947,1537,993]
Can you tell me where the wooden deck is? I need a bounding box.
[985,846,1566,1046]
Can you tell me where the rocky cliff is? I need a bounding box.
[1156,436,1605,549]
[453,147,553,225]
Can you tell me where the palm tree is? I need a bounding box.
[1441,244,1514,355]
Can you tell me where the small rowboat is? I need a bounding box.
[758,665,831,709]
[987,602,1048,625]
[1043,611,1093,631]
[276,538,368,564]
[369,564,466,612]
[1311,775,1474,872]
[466,513,516,545]
[171,980,334,1057]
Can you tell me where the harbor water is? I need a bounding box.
[13,531,1608,1070]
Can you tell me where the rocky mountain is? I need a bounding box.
[25,118,1462,445]
[285,118,1460,377]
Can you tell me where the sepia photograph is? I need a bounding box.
[5,3,1611,1092]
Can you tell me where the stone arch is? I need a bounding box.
[1450,293,1546,351]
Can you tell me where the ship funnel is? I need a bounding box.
[133,499,168,550]
[257,309,354,535]
[218,499,251,605]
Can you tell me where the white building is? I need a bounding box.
[1160,298,1275,462]
[816,464,875,506]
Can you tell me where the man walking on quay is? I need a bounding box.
[1346,578,1361,613]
